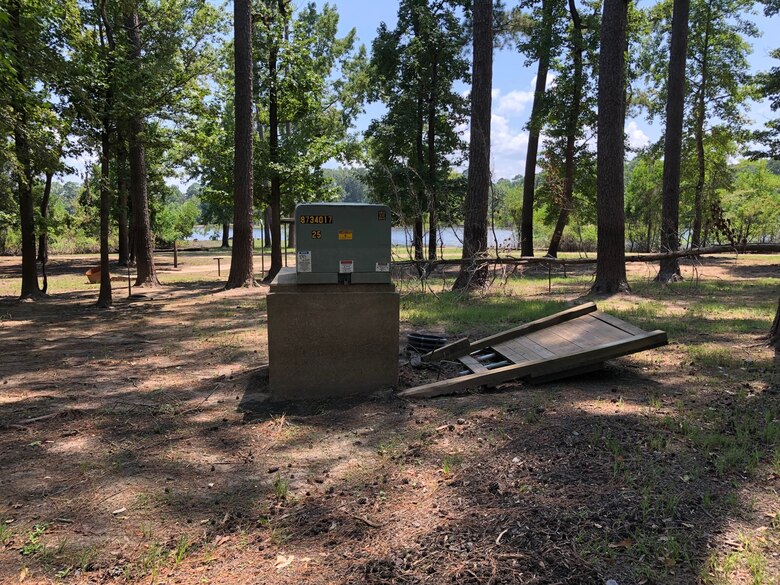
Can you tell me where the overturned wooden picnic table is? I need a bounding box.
[399,302,668,399]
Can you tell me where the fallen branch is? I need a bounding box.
[351,514,386,528]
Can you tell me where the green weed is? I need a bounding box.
[21,523,47,556]
[273,473,289,500]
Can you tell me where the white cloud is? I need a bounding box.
[626,120,650,150]
[495,89,535,115]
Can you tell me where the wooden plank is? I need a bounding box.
[557,316,629,346]
[466,302,598,353]
[494,338,542,362]
[493,345,531,364]
[398,330,668,398]
[512,335,556,359]
[420,338,470,362]
[591,311,647,337]
[525,328,584,356]
[458,355,489,373]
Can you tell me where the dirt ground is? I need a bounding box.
[0,252,778,584]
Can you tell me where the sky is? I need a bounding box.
[314,0,779,180]
[61,0,779,186]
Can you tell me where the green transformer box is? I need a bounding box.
[294,202,392,284]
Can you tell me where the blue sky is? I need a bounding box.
[318,0,778,180]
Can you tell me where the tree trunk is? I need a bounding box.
[592,0,630,295]
[125,9,160,287]
[97,128,112,307]
[263,207,271,246]
[37,171,53,264]
[770,297,780,350]
[427,53,439,262]
[520,0,554,258]
[10,0,42,300]
[221,222,230,248]
[116,135,130,266]
[227,0,256,287]
[691,5,710,250]
[546,0,584,259]
[656,0,689,280]
[453,0,493,290]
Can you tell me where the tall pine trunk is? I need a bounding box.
[691,6,711,250]
[227,0,256,287]
[520,0,554,258]
[125,9,159,287]
[546,0,584,259]
[37,171,53,264]
[453,0,493,290]
[427,54,439,262]
[11,0,42,299]
[265,37,282,282]
[770,297,780,350]
[97,128,112,307]
[657,0,690,281]
[116,135,130,266]
[592,0,630,295]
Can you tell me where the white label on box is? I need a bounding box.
[376,262,390,272]
[297,251,312,272]
[339,260,354,274]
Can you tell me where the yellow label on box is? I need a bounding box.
[338,230,353,241]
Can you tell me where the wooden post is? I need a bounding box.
[173,240,178,268]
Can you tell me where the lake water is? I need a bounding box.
[188,225,519,248]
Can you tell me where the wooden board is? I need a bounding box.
[400,330,668,398]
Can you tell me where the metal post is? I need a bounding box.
[284,223,288,267]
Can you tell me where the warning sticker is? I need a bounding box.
[339,260,354,274]
[375,262,390,272]
[338,230,353,241]
[297,251,312,272]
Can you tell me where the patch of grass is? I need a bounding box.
[0,520,13,545]
[441,455,461,475]
[172,535,190,565]
[138,541,166,580]
[21,523,47,556]
[400,293,568,333]
[273,473,289,500]
[688,344,740,368]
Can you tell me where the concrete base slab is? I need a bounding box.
[267,270,399,400]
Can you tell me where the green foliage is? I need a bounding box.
[721,160,780,241]
[625,154,663,251]
[365,0,469,237]
[254,1,369,214]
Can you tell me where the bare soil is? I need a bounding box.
[0,253,778,584]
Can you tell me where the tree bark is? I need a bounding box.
[125,9,160,287]
[592,0,630,295]
[691,4,711,250]
[221,222,230,248]
[97,127,112,307]
[37,171,53,264]
[770,297,780,350]
[116,135,130,266]
[657,0,689,281]
[520,0,554,258]
[10,0,42,300]
[427,53,439,262]
[546,0,584,259]
[453,0,493,290]
[227,0,256,287]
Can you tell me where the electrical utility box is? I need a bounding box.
[267,201,399,401]
[294,202,392,284]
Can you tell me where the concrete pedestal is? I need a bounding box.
[267,269,399,400]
